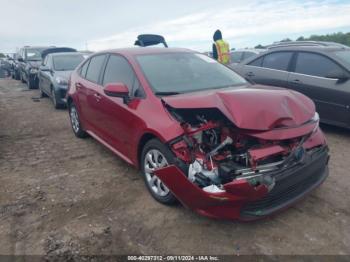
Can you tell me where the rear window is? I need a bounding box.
[242,51,256,61]
[295,52,342,77]
[85,55,106,83]
[53,55,84,71]
[25,48,46,61]
[230,52,243,63]
[333,50,350,67]
[262,52,293,71]
[80,60,89,78]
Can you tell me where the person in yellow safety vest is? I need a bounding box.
[212,30,231,65]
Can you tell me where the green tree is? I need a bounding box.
[0,53,5,58]
[254,44,265,49]
[295,32,350,46]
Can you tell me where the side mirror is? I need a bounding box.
[40,65,50,72]
[17,57,24,62]
[104,82,129,99]
[326,70,349,83]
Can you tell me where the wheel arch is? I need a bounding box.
[67,96,73,108]
[137,133,159,168]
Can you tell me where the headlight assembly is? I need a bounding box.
[55,76,68,85]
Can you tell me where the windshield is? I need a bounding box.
[333,50,350,67]
[25,48,46,61]
[53,54,84,71]
[136,53,247,95]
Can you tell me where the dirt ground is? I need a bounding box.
[0,78,349,257]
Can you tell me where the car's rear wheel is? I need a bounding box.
[69,103,87,138]
[141,139,177,205]
[20,73,25,83]
[39,81,48,98]
[28,78,37,89]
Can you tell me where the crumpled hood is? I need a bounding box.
[162,85,315,131]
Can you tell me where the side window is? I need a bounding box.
[102,55,143,96]
[295,52,343,77]
[80,60,90,78]
[42,56,49,66]
[248,56,263,67]
[230,52,243,63]
[85,55,106,83]
[242,51,256,61]
[262,52,293,71]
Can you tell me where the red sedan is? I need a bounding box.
[67,48,329,220]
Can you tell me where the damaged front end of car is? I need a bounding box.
[154,100,329,220]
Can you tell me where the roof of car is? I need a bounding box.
[23,46,54,49]
[231,48,266,53]
[96,47,194,56]
[50,52,84,57]
[266,45,349,52]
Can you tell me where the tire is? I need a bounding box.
[15,73,20,80]
[69,102,88,138]
[51,88,62,109]
[141,139,178,205]
[28,78,37,89]
[39,84,48,98]
[20,73,25,83]
[14,71,20,80]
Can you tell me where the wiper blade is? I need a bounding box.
[154,91,180,96]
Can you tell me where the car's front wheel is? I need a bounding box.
[141,139,177,205]
[51,88,63,109]
[69,103,87,138]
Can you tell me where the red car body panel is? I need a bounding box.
[67,48,329,220]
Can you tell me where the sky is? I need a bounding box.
[1,0,350,53]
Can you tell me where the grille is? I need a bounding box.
[241,148,329,218]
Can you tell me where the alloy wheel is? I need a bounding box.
[144,149,170,197]
[70,106,80,134]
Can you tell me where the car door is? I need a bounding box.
[240,51,294,87]
[90,54,144,159]
[76,54,107,134]
[40,55,52,94]
[287,52,350,126]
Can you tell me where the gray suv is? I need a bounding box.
[231,45,350,128]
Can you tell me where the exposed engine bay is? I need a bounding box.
[167,107,317,194]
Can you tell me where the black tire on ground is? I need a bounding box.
[39,85,48,98]
[51,88,63,109]
[14,71,20,80]
[68,102,88,138]
[20,73,25,83]
[28,78,37,89]
[141,138,178,205]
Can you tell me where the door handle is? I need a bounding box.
[292,79,302,84]
[245,72,255,77]
[94,93,102,101]
[75,82,83,89]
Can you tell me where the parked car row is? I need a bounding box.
[10,45,92,108]
[230,41,350,129]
